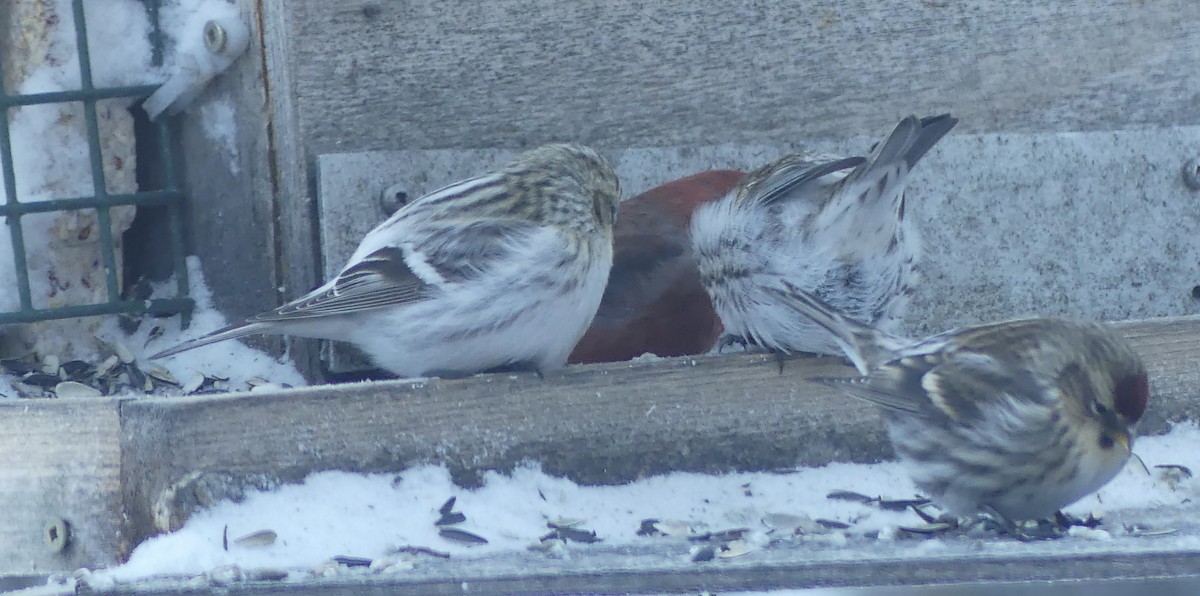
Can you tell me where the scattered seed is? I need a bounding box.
[222,525,228,551]
[94,355,120,378]
[826,490,874,503]
[438,527,488,545]
[126,364,147,389]
[1125,524,1179,537]
[899,522,957,535]
[545,523,601,544]
[879,498,930,512]
[690,545,716,562]
[21,373,62,388]
[2,359,40,375]
[910,502,944,524]
[1154,464,1193,489]
[41,354,60,375]
[761,513,821,534]
[688,528,749,543]
[182,372,205,394]
[438,496,457,515]
[112,341,135,364]
[389,545,450,559]
[332,555,372,568]
[146,365,179,386]
[246,377,269,388]
[54,381,102,398]
[816,519,851,530]
[528,536,567,555]
[233,529,277,547]
[145,326,165,347]
[636,519,661,536]
[59,360,93,379]
[718,539,755,558]
[435,512,466,526]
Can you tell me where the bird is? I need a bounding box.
[569,170,744,364]
[151,143,622,378]
[777,283,1150,523]
[691,114,957,359]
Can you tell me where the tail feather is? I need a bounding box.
[149,321,269,360]
[903,113,958,169]
[767,282,903,374]
[859,115,922,181]
[855,113,957,187]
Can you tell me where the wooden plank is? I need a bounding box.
[118,350,891,548]
[281,0,1200,152]
[261,0,324,380]
[165,0,292,364]
[315,125,1200,372]
[0,315,1194,576]
[117,315,1200,555]
[0,398,123,573]
[269,0,1199,378]
[89,548,1200,595]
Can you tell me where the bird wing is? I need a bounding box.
[811,349,1045,423]
[255,218,541,321]
[738,156,866,207]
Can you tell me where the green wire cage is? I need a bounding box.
[0,0,191,326]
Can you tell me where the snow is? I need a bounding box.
[198,96,240,174]
[94,255,306,393]
[80,423,1200,587]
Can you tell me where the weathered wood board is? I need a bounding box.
[1,315,1196,576]
[166,0,289,361]
[0,399,123,573]
[258,0,1200,379]
[316,126,1200,372]
[71,544,1200,595]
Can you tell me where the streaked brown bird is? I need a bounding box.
[569,170,744,364]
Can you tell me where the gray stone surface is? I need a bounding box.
[317,126,1200,371]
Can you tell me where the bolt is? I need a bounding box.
[1183,158,1200,191]
[204,20,228,53]
[44,518,70,553]
[379,183,410,216]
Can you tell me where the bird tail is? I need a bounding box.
[767,282,905,374]
[149,321,270,360]
[818,113,957,254]
[899,113,958,171]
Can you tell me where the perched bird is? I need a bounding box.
[778,284,1150,522]
[691,114,957,358]
[569,170,744,364]
[152,143,622,378]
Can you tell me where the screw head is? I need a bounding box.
[44,518,70,553]
[379,184,411,216]
[1183,158,1200,191]
[204,21,228,53]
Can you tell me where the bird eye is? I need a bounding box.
[1091,400,1108,416]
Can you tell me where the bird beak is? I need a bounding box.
[1114,431,1131,455]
